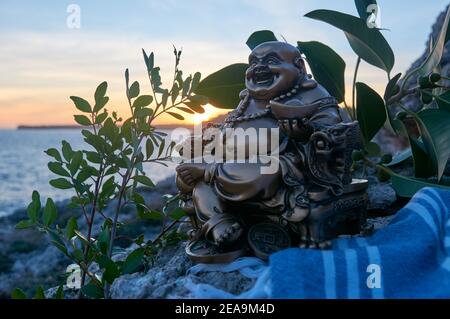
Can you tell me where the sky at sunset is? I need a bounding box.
[0,0,449,128]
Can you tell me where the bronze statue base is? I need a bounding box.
[185,178,369,264]
[290,178,368,249]
[186,238,247,264]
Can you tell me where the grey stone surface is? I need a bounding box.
[0,177,177,298]
[400,5,450,113]
[368,216,395,231]
[354,164,399,213]
[110,242,254,299]
[367,178,397,211]
[374,6,450,156]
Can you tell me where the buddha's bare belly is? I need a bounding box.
[212,117,283,201]
[213,162,281,201]
[222,117,281,160]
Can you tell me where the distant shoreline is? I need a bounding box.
[16,114,227,131]
[17,125,82,130]
[16,124,195,130]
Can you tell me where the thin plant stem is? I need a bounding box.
[104,162,135,298]
[153,219,179,243]
[342,100,353,120]
[79,162,104,295]
[352,57,361,120]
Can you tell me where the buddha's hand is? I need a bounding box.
[175,135,203,158]
[278,118,312,140]
[176,163,207,187]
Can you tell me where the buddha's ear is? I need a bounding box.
[294,57,306,73]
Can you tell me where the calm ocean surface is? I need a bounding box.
[0,129,176,217]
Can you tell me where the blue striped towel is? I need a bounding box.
[270,187,450,298]
[186,187,450,299]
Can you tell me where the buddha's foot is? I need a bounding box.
[215,221,243,247]
[206,217,243,248]
[282,205,309,223]
[176,162,206,186]
[299,239,331,250]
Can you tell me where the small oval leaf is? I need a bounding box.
[70,96,92,113]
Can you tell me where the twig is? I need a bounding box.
[153,219,179,243]
[79,162,104,294]
[387,86,420,105]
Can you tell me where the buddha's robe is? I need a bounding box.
[205,85,345,213]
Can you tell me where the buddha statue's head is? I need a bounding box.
[245,41,306,101]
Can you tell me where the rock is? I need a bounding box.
[110,241,253,299]
[0,177,178,298]
[373,127,408,156]
[352,164,399,214]
[367,178,397,212]
[11,246,68,277]
[110,242,192,298]
[400,5,450,113]
[45,285,78,299]
[0,246,69,298]
[368,216,395,231]
[375,5,450,156]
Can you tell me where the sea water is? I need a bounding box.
[0,129,176,217]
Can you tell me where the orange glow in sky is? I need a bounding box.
[1,1,448,128]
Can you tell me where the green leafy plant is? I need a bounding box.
[15,48,208,298]
[196,1,450,197]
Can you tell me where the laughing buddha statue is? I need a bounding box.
[175,41,369,263]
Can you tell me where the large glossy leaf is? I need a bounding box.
[195,63,248,109]
[409,137,435,178]
[297,41,346,103]
[305,9,394,73]
[246,30,278,50]
[385,147,411,167]
[384,72,401,102]
[412,108,450,180]
[436,90,450,112]
[354,0,377,20]
[390,120,435,178]
[383,73,403,133]
[400,6,450,92]
[356,82,386,144]
[386,169,450,198]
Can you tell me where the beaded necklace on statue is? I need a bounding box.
[223,83,301,128]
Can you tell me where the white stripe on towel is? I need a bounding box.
[344,249,360,299]
[322,250,337,299]
[366,246,384,299]
[407,203,439,241]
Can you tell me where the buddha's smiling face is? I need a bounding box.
[245,41,305,101]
